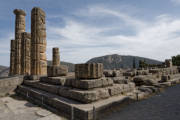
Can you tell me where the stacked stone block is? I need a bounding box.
[47,65,68,77]
[9,40,15,75]
[47,47,68,77]
[31,7,47,75]
[165,59,173,68]
[75,63,103,79]
[21,32,31,75]
[52,48,60,66]
[13,9,26,75]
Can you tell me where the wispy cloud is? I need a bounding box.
[46,5,180,63]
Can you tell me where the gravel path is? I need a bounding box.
[102,85,180,120]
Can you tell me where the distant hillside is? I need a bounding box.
[0,66,9,77]
[47,61,75,72]
[87,54,162,70]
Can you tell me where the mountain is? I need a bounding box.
[0,65,9,77]
[87,54,162,70]
[47,61,75,72]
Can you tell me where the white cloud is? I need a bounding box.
[171,0,180,4]
[46,5,180,63]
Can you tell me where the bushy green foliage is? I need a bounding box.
[172,55,180,66]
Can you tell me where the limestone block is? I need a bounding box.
[52,48,60,66]
[160,75,170,82]
[71,77,113,89]
[9,40,16,75]
[40,77,71,86]
[58,87,110,103]
[75,63,103,79]
[108,84,124,96]
[112,77,130,84]
[47,65,68,77]
[149,69,160,74]
[133,75,158,86]
[21,32,31,75]
[103,70,114,77]
[13,9,26,75]
[31,7,47,75]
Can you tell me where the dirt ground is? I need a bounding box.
[0,95,67,120]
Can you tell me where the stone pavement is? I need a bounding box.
[0,95,67,120]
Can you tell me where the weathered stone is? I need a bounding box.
[9,40,16,76]
[71,77,113,89]
[133,75,158,86]
[149,69,160,74]
[52,48,60,66]
[31,7,47,75]
[136,70,149,75]
[165,59,173,68]
[160,75,170,83]
[123,70,136,77]
[47,65,68,77]
[40,77,71,86]
[0,76,24,97]
[75,63,103,79]
[112,77,130,84]
[13,9,26,75]
[58,87,110,103]
[21,32,31,75]
[108,83,135,96]
[103,70,114,77]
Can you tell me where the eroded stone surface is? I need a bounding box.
[0,96,66,120]
[75,63,103,79]
[21,32,31,75]
[13,9,26,75]
[31,7,47,75]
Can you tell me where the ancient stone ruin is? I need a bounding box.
[13,9,26,75]
[21,32,31,75]
[9,40,15,75]
[6,7,180,120]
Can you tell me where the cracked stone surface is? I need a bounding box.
[0,95,66,120]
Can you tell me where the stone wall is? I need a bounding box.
[0,76,24,97]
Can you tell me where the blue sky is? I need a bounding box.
[1,0,180,66]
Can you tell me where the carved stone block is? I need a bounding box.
[75,63,103,79]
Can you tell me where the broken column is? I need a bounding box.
[75,63,103,79]
[9,40,15,76]
[52,47,60,66]
[13,9,26,75]
[47,48,68,77]
[31,7,47,75]
[21,32,31,75]
[165,59,173,68]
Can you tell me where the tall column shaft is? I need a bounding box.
[52,48,60,66]
[9,40,15,75]
[13,9,26,75]
[31,7,47,75]
[21,32,31,75]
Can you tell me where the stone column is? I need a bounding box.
[31,7,47,75]
[21,32,31,75]
[52,47,60,66]
[13,9,26,75]
[9,40,15,76]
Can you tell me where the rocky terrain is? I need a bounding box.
[87,54,162,69]
[0,65,9,77]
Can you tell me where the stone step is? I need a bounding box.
[23,80,135,103]
[16,85,132,120]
